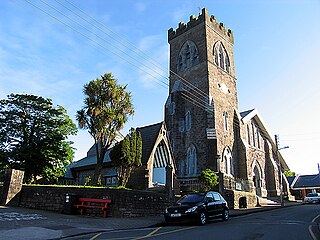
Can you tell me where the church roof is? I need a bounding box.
[286,176,296,186]
[70,149,112,169]
[137,122,164,165]
[66,122,164,174]
[240,108,289,171]
[240,109,255,118]
[291,174,320,189]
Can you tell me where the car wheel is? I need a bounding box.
[222,209,229,221]
[198,212,207,225]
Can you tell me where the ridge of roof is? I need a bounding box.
[136,121,163,131]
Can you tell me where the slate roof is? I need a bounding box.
[71,149,112,169]
[286,176,295,186]
[291,174,320,189]
[64,122,163,177]
[240,109,255,119]
[63,166,74,179]
[137,122,163,165]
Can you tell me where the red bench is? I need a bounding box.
[74,198,111,218]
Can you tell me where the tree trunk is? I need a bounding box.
[92,161,103,185]
[91,141,105,185]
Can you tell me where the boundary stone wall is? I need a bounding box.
[17,185,171,217]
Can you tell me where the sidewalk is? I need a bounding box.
[0,201,302,240]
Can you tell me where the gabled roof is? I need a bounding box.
[240,109,255,119]
[291,174,320,189]
[137,122,164,165]
[286,176,295,186]
[240,108,289,170]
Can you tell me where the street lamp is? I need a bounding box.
[275,135,289,207]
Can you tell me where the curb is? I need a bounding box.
[230,202,303,217]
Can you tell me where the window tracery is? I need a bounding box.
[213,41,230,73]
[177,40,199,72]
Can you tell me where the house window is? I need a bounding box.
[213,41,230,73]
[224,112,229,131]
[112,177,117,185]
[186,144,197,176]
[106,178,111,185]
[185,111,191,131]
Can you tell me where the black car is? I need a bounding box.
[164,191,229,225]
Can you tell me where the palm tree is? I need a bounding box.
[76,73,134,185]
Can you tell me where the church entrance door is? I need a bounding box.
[253,166,262,197]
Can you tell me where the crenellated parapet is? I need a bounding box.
[168,8,234,44]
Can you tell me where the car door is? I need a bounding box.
[212,192,224,216]
[204,193,215,217]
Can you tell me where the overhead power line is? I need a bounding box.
[18,0,286,140]
[21,0,214,113]
[18,0,289,142]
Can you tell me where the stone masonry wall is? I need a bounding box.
[1,169,24,205]
[17,185,171,217]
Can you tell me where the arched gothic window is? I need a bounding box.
[247,124,251,145]
[186,144,197,176]
[177,40,199,72]
[224,111,229,131]
[213,41,230,73]
[171,102,176,115]
[222,146,234,176]
[185,111,191,131]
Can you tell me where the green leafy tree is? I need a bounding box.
[0,93,77,183]
[110,128,142,187]
[284,170,296,177]
[76,73,134,185]
[198,169,219,192]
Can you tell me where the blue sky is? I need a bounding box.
[0,0,319,175]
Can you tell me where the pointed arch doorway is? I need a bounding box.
[253,163,262,197]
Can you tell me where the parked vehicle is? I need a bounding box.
[164,191,229,225]
[304,193,320,204]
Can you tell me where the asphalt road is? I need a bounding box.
[65,204,320,240]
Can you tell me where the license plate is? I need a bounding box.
[170,213,181,217]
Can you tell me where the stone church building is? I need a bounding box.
[66,8,292,209]
[164,8,291,208]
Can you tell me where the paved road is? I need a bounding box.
[65,204,320,240]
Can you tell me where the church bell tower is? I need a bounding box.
[165,8,239,190]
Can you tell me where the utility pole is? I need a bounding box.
[275,134,284,207]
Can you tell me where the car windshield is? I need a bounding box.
[178,194,205,204]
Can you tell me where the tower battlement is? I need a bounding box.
[168,8,234,44]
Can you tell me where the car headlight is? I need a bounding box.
[185,206,198,213]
